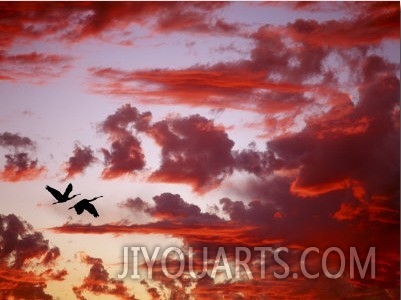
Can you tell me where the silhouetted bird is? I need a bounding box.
[46,183,81,204]
[69,196,103,218]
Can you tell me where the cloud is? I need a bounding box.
[88,61,307,114]
[63,144,97,179]
[118,197,150,212]
[285,2,399,47]
[0,214,66,299]
[73,252,137,300]
[0,132,35,149]
[50,63,400,293]
[148,115,235,192]
[0,51,73,83]
[0,2,231,48]
[87,2,399,144]
[233,143,283,176]
[50,192,255,247]
[50,188,399,298]
[269,55,399,202]
[154,5,239,35]
[99,104,150,179]
[0,132,46,182]
[99,105,235,191]
[0,152,46,182]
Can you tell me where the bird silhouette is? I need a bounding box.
[69,196,103,218]
[46,183,81,204]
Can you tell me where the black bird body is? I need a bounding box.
[46,183,80,204]
[69,196,102,218]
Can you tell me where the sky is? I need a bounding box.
[0,1,400,299]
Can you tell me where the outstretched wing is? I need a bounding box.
[64,183,73,197]
[84,203,99,217]
[46,185,62,201]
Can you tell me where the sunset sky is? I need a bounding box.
[0,1,400,299]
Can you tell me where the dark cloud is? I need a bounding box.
[0,214,66,299]
[99,105,236,192]
[101,103,151,136]
[0,132,35,149]
[63,144,97,179]
[118,197,149,212]
[99,104,150,179]
[73,253,137,300]
[233,143,283,176]
[149,115,235,193]
[286,2,399,47]
[269,55,399,202]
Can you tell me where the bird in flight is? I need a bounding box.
[46,183,81,204]
[69,196,103,218]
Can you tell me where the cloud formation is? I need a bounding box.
[0,51,73,83]
[0,132,46,182]
[88,2,399,139]
[3,2,400,299]
[50,187,399,298]
[63,144,96,179]
[148,115,235,192]
[0,2,230,48]
[0,214,66,299]
[99,104,150,179]
[73,253,137,300]
[0,132,35,149]
[0,153,46,182]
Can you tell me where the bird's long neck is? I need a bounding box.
[89,196,102,202]
[68,194,80,200]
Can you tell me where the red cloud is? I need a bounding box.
[88,63,307,113]
[0,2,230,48]
[88,23,336,132]
[154,5,239,35]
[269,56,399,203]
[0,214,67,299]
[63,144,97,179]
[286,2,399,47]
[0,51,73,83]
[148,115,235,192]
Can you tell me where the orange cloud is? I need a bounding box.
[73,253,137,300]
[0,153,46,182]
